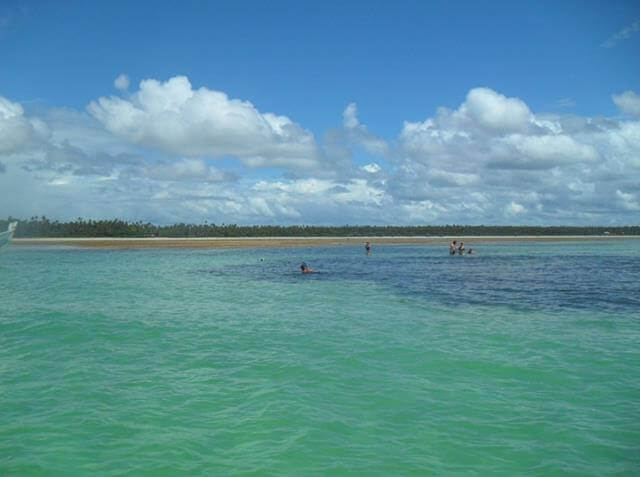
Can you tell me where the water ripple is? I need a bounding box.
[1,242,639,474]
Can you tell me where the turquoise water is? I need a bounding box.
[1,241,639,475]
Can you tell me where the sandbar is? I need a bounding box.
[12,235,637,249]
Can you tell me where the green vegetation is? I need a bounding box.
[2,216,638,238]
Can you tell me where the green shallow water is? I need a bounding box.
[1,242,639,475]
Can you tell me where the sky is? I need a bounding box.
[1,0,639,226]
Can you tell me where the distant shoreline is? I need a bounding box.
[12,235,638,249]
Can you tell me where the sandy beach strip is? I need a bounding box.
[12,235,638,249]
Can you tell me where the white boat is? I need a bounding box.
[0,222,18,249]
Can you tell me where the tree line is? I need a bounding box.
[2,216,638,238]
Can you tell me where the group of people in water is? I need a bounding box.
[300,240,474,273]
[449,240,474,255]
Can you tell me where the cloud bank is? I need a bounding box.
[393,87,639,224]
[1,77,639,225]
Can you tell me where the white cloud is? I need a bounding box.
[399,88,536,171]
[114,74,130,91]
[2,84,640,226]
[260,177,384,206]
[499,133,599,168]
[341,102,389,156]
[400,200,447,222]
[253,178,335,195]
[616,190,640,211]
[88,75,319,169]
[0,96,48,154]
[567,179,595,195]
[141,158,230,183]
[505,201,525,215]
[361,163,381,174]
[454,87,533,133]
[248,177,385,222]
[401,89,535,157]
[392,86,640,224]
[428,169,479,187]
[602,20,640,48]
[613,90,640,117]
[44,107,137,156]
[342,103,359,129]
[0,97,30,153]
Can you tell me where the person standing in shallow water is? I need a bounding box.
[458,242,465,255]
[364,241,371,254]
[449,240,457,255]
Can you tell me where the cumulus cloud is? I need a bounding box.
[616,190,640,211]
[0,96,48,154]
[399,88,543,173]
[613,90,640,117]
[454,88,533,133]
[361,163,381,174]
[88,75,319,169]
[114,74,130,91]
[492,134,599,169]
[2,83,640,226]
[505,201,525,215]
[342,103,359,129]
[400,88,609,173]
[0,91,389,224]
[391,86,640,224]
[140,158,232,183]
[342,102,389,156]
[0,100,144,179]
[0,94,243,225]
[246,177,387,224]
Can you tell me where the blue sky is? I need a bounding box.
[1,0,639,225]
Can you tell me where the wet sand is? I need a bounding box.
[12,235,637,249]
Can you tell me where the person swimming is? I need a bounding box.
[300,262,314,273]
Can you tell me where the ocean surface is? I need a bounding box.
[1,240,639,476]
